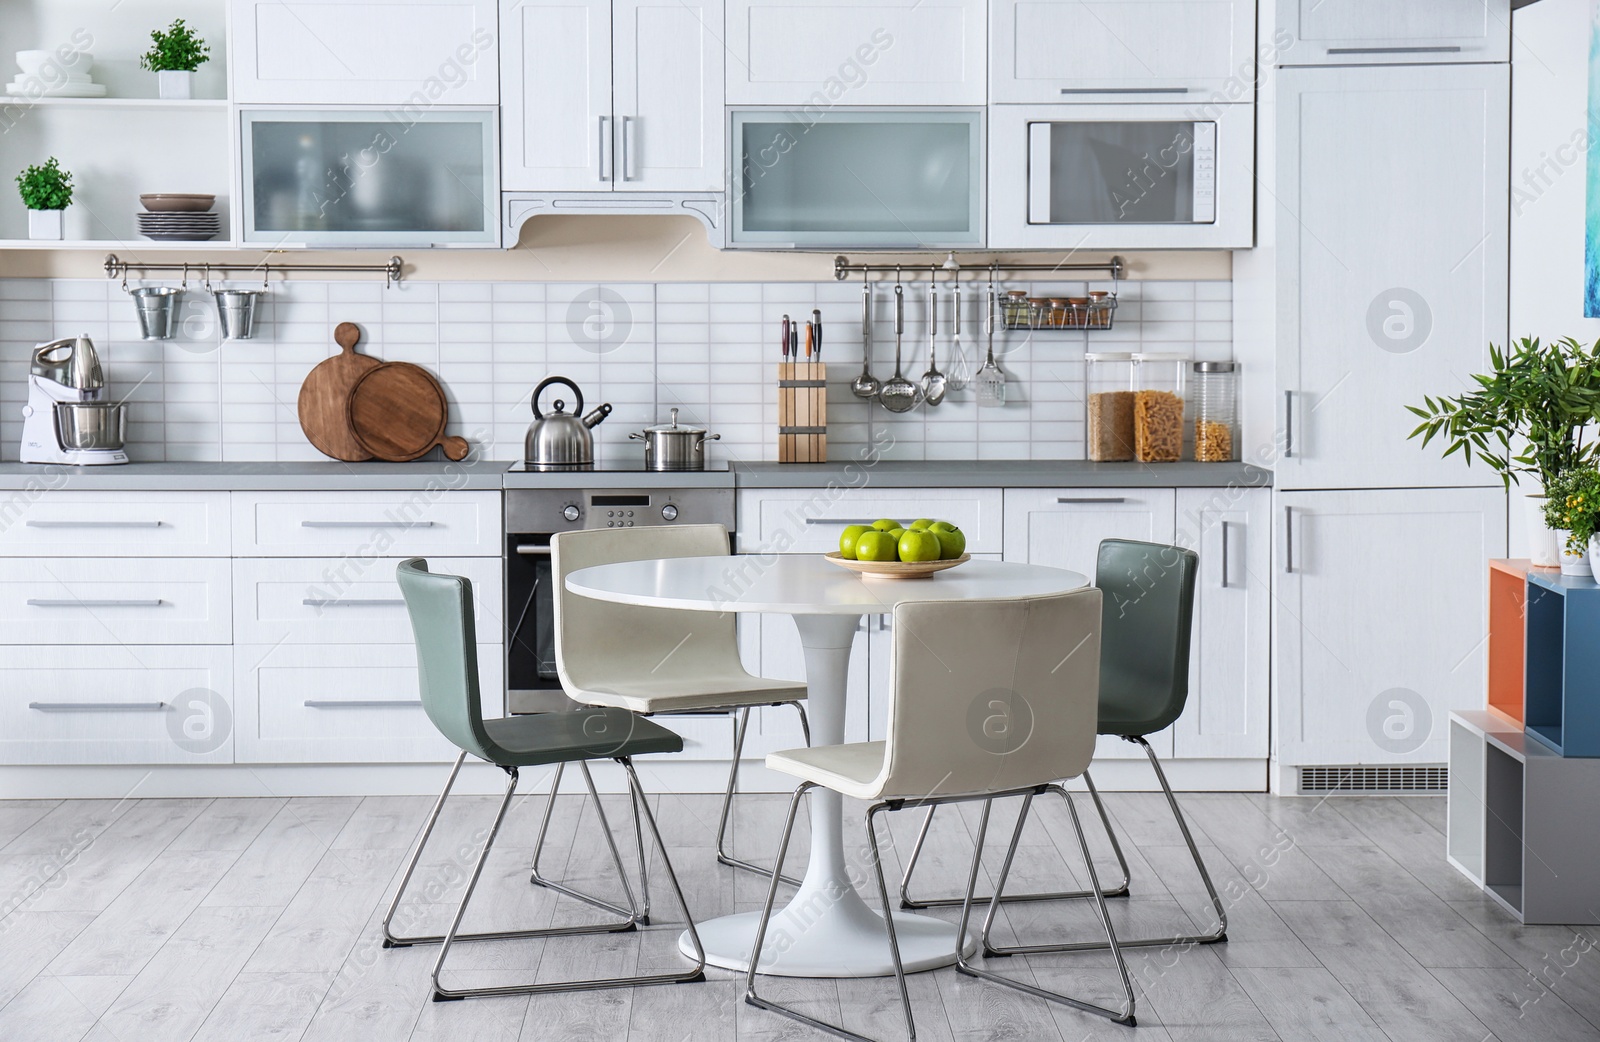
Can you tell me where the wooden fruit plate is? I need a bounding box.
[824,552,970,580]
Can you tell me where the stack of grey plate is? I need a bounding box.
[137,194,219,241]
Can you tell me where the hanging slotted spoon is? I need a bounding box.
[851,269,880,400]
[878,276,922,413]
[920,275,947,406]
[976,275,1006,408]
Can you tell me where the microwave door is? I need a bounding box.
[1028,122,1053,224]
[1028,120,1217,226]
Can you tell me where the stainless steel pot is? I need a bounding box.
[55,402,126,451]
[629,408,720,471]
[524,375,612,470]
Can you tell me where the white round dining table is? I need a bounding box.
[565,554,1089,978]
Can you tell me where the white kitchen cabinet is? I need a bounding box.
[0,492,231,557]
[736,487,1002,555]
[500,0,724,193]
[726,0,986,106]
[229,0,500,104]
[1174,487,1270,760]
[230,490,501,557]
[1276,63,1508,491]
[990,0,1256,103]
[1275,0,1510,66]
[1003,487,1177,759]
[0,557,232,646]
[1275,487,1507,768]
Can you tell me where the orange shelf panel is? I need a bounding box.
[1488,559,1530,725]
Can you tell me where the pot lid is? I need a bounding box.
[640,407,707,435]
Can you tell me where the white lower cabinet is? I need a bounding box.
[0,558,232,646]
[1274,487,1507,767]
[0,646,234,764]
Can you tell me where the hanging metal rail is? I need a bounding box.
[104,254,405,288]
[833,252,1124,282]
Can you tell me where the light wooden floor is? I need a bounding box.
[0,782,1596,1042]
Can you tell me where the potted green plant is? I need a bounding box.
[139,18,210,99]
[1408,337,1600,566]
[1542,466,1600,577]
[15,157,73,240]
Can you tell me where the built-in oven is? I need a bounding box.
[504,482,736,715]
[989,103,1254,250]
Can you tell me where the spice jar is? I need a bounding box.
[1192,361,1238,462]
[1002,289,1030,327]
[1131,352,1190,462]
[1086,352,1135,461]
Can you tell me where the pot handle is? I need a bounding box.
[532,376,583,421]
[696,432,722,454]
[629,431,646,440]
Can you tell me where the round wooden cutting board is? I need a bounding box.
[298,322,380,462]
[347,361,470,462]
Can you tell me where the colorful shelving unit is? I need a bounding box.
[1446,560,1600,925]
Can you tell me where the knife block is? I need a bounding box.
[778,362,827,463]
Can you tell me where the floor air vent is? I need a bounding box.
[1298,765,1448,794]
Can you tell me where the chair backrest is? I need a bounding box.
[1095,539,1198,736]
[396,558,494,761]
[874,588,1103,801]
[551,524,742,693]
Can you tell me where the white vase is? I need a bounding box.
[1525,493,1561,567]
[1556,529,1591,576]
[157,70,192,99]
[27,208,62,240]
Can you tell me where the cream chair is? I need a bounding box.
[745,589,1136,1041]
[546,524,809,887]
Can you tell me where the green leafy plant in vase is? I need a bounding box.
[1407,336,1600,566]
[16,157,73,240]
[1542,466,1600,577]
[140,18,210,99]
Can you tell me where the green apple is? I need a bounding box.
[871,518,901,532]
[838,524,871,560]
[854,530,898,562]
[898,529,942,563]
[885,528,907,549]
[908,518,934,530]
[931,524,966,560]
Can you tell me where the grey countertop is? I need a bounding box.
[0,458,1271,491]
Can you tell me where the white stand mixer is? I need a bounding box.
[20,335,129,466]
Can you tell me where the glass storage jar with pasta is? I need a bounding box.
[1086,352,1135,461]
[1131,352,1190,462]
[1192,361,1238,462]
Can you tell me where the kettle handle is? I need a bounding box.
[532,376,583,420]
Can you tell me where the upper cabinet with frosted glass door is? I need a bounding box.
[990,0,1257,103]
[1275,0,1510,66]
[229,0,500,104]
[499,0,725,194]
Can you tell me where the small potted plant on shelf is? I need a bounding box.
[139,18,210,99]
[15,157,73,240]
[1541,466,1600,578]
[1407,336,1600,567]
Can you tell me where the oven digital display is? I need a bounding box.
[591,494,651,507]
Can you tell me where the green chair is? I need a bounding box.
[382,558,706,1001]
[896,538,1228,952]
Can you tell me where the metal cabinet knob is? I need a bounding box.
[563,505,581,522]
[661,504,678,521]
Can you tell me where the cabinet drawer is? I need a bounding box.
[234,642,502,763]
[233,557,504,645]
[0,491,230,557]
[737,488,1002,554]
[0,558,231,645]
[231,491,500,557]
[0,646,234,764]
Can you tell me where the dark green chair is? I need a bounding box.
[382,558,706,1001]
[896,538,1228,952]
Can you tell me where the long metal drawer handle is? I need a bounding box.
[1327,45,1461,55]
[301,598,406,608]
[515,545,553,555]
[30,701,167,712]
[300,521,437,529]
[1284,390,1295,458]
[1220,519,1232,588]
[803,518,920,526]
[1057,497,1128,504]
[1284,507,1295,574]
[25,520,164,529]
[304,699,423,709]
[27,598,165,608]
[1059,86,1191,94]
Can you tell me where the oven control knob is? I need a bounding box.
[562,505,581,522]
[660,504,678,521]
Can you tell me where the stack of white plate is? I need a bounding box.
[6,50,105,98]
[137,211,221,241]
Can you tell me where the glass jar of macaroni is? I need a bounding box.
[1130,352,1190,462]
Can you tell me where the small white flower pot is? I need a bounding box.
[1525,493,1561,567]
[27,208,62,240]
[1556,529,1591,576]
[157,70,193,99]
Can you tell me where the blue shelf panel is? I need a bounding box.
[1522,574,1600,757]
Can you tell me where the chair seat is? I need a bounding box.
[766,741,886,800]
[481,708,683,767]
[566,673,806,715]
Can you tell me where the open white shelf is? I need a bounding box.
[0,238,237,251]
[3,97,229,110]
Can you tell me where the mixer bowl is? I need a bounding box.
[55,402,126,451]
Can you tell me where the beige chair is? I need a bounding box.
[745,589,1135,1041]
[545,524,809,889]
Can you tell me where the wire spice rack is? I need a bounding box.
[834,253,1124,333]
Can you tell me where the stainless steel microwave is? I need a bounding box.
[990,103,1253,250]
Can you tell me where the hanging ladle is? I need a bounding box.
[919,267,947,406]
[878,269,922,413]
[851,266,880,400]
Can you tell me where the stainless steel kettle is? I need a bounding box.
[525,376,612,470]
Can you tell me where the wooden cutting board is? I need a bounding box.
[298,322,380,462]
[347,361,470,462]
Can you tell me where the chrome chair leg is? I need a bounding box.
[431,758,707,1001]
[955,788,1137,1026]
[714,701,808,887]
[897,768,1131,910]
[526,759,643,922]
[383,750,467,948]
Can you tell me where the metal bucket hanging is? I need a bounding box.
[214,288,265,339]
[130,286,181,340]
